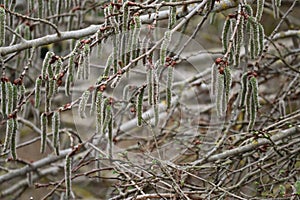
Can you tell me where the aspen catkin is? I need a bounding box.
[160,31,172,66]
[78,90,90,119]
[10,118,18,160]
[52,111,60,155]
[40,113,48,153]
[137,86,145,127]
[166,66,174,109]
[222,17,231,54]
[0,7,6,46]
[65,155,72,199]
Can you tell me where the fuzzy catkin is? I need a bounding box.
[239,72,248,108]
[258,23,265,56]
[6,82,14,114]
[224,66,232,104]
[216,73,225,117]
[78,90,90,119]
[3,118,13,151]
[166,66,174,109]
[222,17,231,54]
[160,31,172,66]
[40,113,48,153]
[42,52,54,80]
[211,63,218,96]
[147,67,153,105]
[0,7,5,46]
[96,91,103,134]
[137,86,145,127]
[52,111,60,155]
[65,155,72,199]
[256,0,265,21]
[83,44,90,80]
[10,118,18,160]
[1,82,6,117]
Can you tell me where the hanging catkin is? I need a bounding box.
[40,113,48,153]
[65,154,72,199]
[0,7,5,46]
[137,86,145,127]
[222,17,231,54]
[78,90,90,119]
[10,118,18,160]
[52,111,60,155]
[160,31,172,66]
[166,66,174,109]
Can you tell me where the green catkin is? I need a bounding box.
[234,15,244,67]
[216,73,225,117]
[10,118,18,160]
[65,74,73,97]
[250,76,260,109]
[239,72,248,108]
[77,54,84,79]
[45,81,51,113]
[6,82,13,114]
[52,111,60,155]
[90,89,97,116]
[166,66,174,109]
[112,36,118,74]
[222,17,231,54]
[137,86,145,127]
[42,52,54,80]
[3,118,13,151]
[252,23,259,58]
[256,0,265,21]
[102,104,111,134]
[211,63,218,96]
[38,0,43,18]
[83,44,90,80]
[54,58,62,76]
[147,67,153,105]
[40,113,47,153]
[47,78,55,99]
[103,54,113,79]
[126,24,134,66]
[96,91,103,134]
[258,23,264,56]
[65,155,72,200]
[160,31,172,66]
[168,0,177,29]
[122,2,129,32]
[65,54,75,96]
[0,7,6,46]
[101,98,109,126]
[224,66,232,105]
[230,19,236,62]
[78,90,90,119]
[244,4,253,16]
[248,93,256,131]
[245,79,253,120]
[131,15,141,60]
[247,21,255,59]
[96,31,102,58]
[275,0,281,8]
[1,82,6,117]
[12,84,18,111]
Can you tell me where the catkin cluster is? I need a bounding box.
[239,72,260,131]
[211,59,232,117]
[221,4,265,66]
